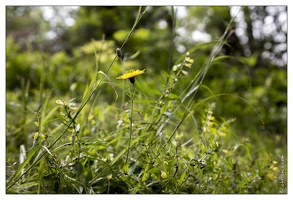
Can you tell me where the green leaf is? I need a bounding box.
[127,50,140,60]
[213,55,233,62]
[178,168,187,186]
[148,167,160,174]
[124,164,129,174]
[110,148,127,166]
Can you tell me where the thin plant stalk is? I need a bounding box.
[125,84,135,165]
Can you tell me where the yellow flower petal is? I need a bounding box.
[272,161,278,165]
[33,132,39,139]
[116,69,145,80]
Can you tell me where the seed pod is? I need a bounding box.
[116,48,122,58]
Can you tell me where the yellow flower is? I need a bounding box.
[33,132,39,139]
[267,173,277,180]
[272,161,278,165]
[272,167,279,173]
[222,149,229,154]
[181,70,188,76]
[116,69,145,84]
[184,63,192,68]
[161,171,167,179]
[116,69,145,80]
[172,65,179,71]
[42,134,48,140]
[185,57,194,64]
[56,99,64,105]
[107,174,112,180]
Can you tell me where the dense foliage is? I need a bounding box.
[6,6,287,194]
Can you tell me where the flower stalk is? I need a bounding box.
[125,84,135,167]
[116,69,145,169]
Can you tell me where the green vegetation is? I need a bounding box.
[6,6,287,194]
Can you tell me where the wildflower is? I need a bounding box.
[116,120,123,128]
[33,132,39,139]
[184,63,192,68]
[41,134,48,140]
[56,99,68,108]
[272,167,279,173]
[185,57,194,64]
[30,132,39,150]
[267,173,277,180]
[56,99,78,111]
[63,101,69,108]
[208,116,215,121]
[75,124,80,133]
[161,171,168,179]
[102,157,107,162]
[203,127,208,133]
[172,65,179,71]
[222,149,229,154]
[181,70,189,76]
[172,64,181,71]
[56,99,64,105]
[156,100,165,106]
[116,69,145,85]
[91,120,96,125]
[107,174,113,180]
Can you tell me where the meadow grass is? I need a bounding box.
[6,7,286,194]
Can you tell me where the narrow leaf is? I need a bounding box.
[98,71,118,102]
[6,145,42,190]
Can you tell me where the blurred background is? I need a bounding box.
[6,6,287,138]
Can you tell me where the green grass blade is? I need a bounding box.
[6,145,42,190]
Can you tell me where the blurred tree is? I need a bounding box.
[69,6,175,73]
[6,6,47,51]
[176,6,287,134]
